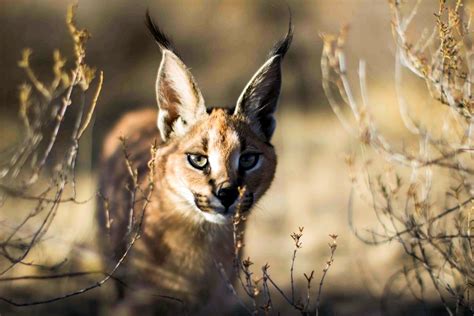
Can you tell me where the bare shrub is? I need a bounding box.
[222,195,338,315]
[321,0,473,314]
[0,4,109,306]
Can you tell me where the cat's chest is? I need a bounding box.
[129,219,235,302]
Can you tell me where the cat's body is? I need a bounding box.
[98,12,292,315]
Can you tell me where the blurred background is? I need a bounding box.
[0,0,462,315]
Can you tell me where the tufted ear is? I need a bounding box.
[155,50,206,141]
[146,11,206,141]
[234,19,293,141]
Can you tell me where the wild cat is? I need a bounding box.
[98,11,292,315]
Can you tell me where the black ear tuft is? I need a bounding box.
[268,10,293,59]
[145,10,175,52]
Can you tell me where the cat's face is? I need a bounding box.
[162,108,276,224]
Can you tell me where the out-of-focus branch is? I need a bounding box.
[390,0,473,119]
[322,0,473,313]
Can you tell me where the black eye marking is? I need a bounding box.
[239,153,261,170]
[187,154,208,170]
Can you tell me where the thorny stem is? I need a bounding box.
[316,235,338,316]
[290,226,304,304]
[303,270,315,311]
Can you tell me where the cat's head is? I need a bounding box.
[147,12,292,224]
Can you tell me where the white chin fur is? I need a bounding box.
[174,184,233,225]
[200,211,232,225]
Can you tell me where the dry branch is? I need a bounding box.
[322,0,474,313]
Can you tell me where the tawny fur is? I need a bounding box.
[99,108,276,314]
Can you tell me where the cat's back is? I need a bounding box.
[102,107,159,162]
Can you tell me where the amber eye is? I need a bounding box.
[239,153,260,170]
[187,154,208,170]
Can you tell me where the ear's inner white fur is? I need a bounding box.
[155,50,206,140]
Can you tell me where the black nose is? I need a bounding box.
[216,183,239,209]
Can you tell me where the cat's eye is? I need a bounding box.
[239,153,260,170]
[187,154,208,170]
